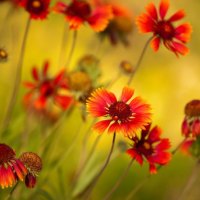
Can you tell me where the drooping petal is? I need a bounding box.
[126,149,143,165]
[171,41,189,56]
[149,163,157,174]
[93,120,111,133]
[120,86,134,103]
[34,96,47,110]
[54,95,73,110]
[159,0,169,19]
[151,151,171,164]
[151,37,161,51]
[175,23,192,43]
[23,82,36,89]
[168,10,185,22]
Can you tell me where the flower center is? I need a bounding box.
[67,0,91,20]
[155,21,175,40]
[143,142,151,150]
[27,0,44,14]
[0,144,15,164]
[185,100,200,117]
[40,80,54,97]
[109,101,132,122]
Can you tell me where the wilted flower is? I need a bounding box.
[18,0,50,19]
[53,0,113,31]
[23,61,73,110]
[136,0,192,56]
[126,125,171,174]
[87,86,151,137]
[19,152,42,188]
[0,144,27,188]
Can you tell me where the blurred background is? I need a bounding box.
[0,0,200,199]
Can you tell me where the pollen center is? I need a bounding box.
[143,142,151,150]
[109,101,132,122]
[156,21,175,40]
[32,0,41,8]
[27,0,43,14]
[0,144,15,164]
[185,100,200,117]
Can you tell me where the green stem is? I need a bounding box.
[65,30,77,69]
[75,133,116,199]
[127,36,153,86]
[5,182,19,200]
[103,159,134,200]
[1,17,31,135]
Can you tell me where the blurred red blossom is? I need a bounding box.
[136,0,192,56]
[87,86,151,137]
[0,144,27,189]
[53,0,113,31]
[23,61,73,111]
[127,124,171,174]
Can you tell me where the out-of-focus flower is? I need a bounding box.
[98,1,134,45]
[136,0,192,56]
[182,100,200,138]
[0,144,27,188]
[120,60,134,74]
[18,0,50,19]
[23,61,73,110]
[0,48,8,62]
[127,125,171,174]
[87,86,151,137]
[53,0,113,31]
[19,152,42,188]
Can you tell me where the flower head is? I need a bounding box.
[53,0,113,31]
[23,61,73,111]
[87,86,151,137]
[136,0,192,56]
[18,0,50,19]
[0,144,27,188]
[126,125,171,174]
[0,48,8,62]
[19,152,42,188]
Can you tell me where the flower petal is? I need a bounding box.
[168,10,185,22]
[151,37,160,51]
[54,95,73,110]
[120,86,134,103]
[146,2,158,20]
[93,120,111,133]
[159,0,169,19]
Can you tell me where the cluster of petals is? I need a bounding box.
[0,144,27,189]
[23,61,73,111]
[18,0,50,19]
[126,124,171,174]
[136,0,192,56]
[87,86,151,137]
[53,0,113,31]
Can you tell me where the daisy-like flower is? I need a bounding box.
[18,0,50,19]
[87,86,151,137]
[126,125,171,174]
[53,0,113,31]
[99,1,134,45]
[19,152,42,188]
[23,61,73,110]
[0,144,27,189]
[182,100,200,138]
[136,0,192,56]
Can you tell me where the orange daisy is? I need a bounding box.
[53,0,113,31]
[87,86,151,137]
[136,0,192,56]
[0,144,27,189]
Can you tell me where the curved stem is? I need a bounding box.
[75,133,116,199]
[103,159,134,200]
[127,36,153,86]
[125,138,185,200]
[1,17,31,135]
[64,30,77,69]
[5,182,19,200]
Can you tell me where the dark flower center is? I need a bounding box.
[155,21,175,40]
[109,101,132,122]
[136,140,153,156]
[40,80,55,97]
[185,100,200,117]
[0,144,15,164]
[67,0,91,20]
[26,0,44,14]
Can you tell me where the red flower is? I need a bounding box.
[53,0,113,31]
[126,125,171,174]
[23,61,73,110]
[18,0,50,19]
[98,1,134,45]
[87,86,151,137]
[136,0,192,56]
[0,144,27,188]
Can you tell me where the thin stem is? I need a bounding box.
[125,138,185,200]
[64,30,77,69]
[1,17,31,135]
[103,159,134,200]
[127,36,153,86]
[177,159,200,200]
[75,133,116,199]
[5,182,19,200]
